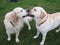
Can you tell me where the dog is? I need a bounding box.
[23,16,32,30]
[28,7,60,45]
[4,7,31,43]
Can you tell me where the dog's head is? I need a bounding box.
[13,7,28,18]
[28,7,47,19]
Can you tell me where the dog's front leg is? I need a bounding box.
[33,30,40,39]
[15,30,20,43]
[40,32,47,45]
[6,32,11,41]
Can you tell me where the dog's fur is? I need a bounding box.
[29,7,60,45]
[4,7,32,43]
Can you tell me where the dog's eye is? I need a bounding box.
[20,10,23,12]
[34,9,36,11]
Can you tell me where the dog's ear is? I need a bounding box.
[40,8,47,19]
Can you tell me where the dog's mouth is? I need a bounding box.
[22,15,29,18]
[22,9,35,18]
[22,14,34,18]
[29,14,35,17]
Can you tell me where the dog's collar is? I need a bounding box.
[10,21,15,27]
[38,16,48,26]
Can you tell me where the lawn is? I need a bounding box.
[0,0,60,45]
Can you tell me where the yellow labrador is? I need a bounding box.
[4,7,29,43]
[28,7,60,45]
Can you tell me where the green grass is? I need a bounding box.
[0,0,60,45]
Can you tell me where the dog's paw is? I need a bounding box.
[56,30,60,32]
[16,38,19,43]
[7,38,11,41]
[33,36,38,39]
[40,42,44,45]
[28,27,31,30]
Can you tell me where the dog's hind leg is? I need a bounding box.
[56,25,60,32]
[40,32,47,45]
[33,30,40,39]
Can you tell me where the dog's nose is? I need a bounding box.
[26,9,30,12]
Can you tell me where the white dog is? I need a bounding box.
[4,7,32,43]
[23,17,32,30]
[28,7,60,45]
